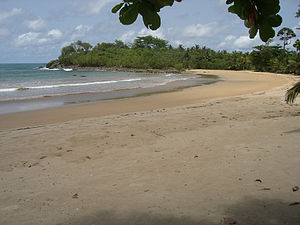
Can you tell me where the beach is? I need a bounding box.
[0,69,300,225]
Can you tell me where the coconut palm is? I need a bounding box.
[286,81,300,104]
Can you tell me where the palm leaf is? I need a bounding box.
[286,81,300,104]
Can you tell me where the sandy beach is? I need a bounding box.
[0,69,300,225]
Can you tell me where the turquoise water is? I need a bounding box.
[0,63,197,101]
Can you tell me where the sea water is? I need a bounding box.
[0,63,197,101]
[0,63,216,114]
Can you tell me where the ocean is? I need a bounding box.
[0,63,216,114]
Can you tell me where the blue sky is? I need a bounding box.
[0,0,299,63]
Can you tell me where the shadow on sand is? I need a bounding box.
[63,196,300,225]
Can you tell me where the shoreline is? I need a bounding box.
[1,69,300,225]
[0,75,217,115]
[0,69,296,130]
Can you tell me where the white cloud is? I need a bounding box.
[81,0,119,15]
[138,28,165,39]
[182,23,217,38]
[15,32,40,47]
[119,30,136,43]
[15,29,63,47]
[71,25,92,40]
[0,28,9,38]
[48,29,62,39]
[218,35,236,48]
[0,8,22,23]
[38,38,49,44]
[173,40,183,46]
[119,28,166,44]
[75,25,92,32]
[26,18,45,30]
[225,35,236,41]
[233,36,256,49]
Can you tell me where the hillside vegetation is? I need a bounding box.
[48,36,300,74]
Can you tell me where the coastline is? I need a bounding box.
[1,69,300,225]
[0,74,217,115]
[0,69,295,131]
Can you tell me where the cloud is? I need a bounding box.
[233,36,257,49]
[71,25,92,40]
[15,32,40,47]
[218,35,236,48]
[217,35,262,50]
[48,29,62,39]
[81,0,119,15]
[0,28,9,38]
[182,23,217,38]
[119,28,166,44]
[138,28,165,39]
[119,30,136,43]
[26,18,46,30]
[0,8,22,23]
[15,29,63,47]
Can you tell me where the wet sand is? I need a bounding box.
[0,70,300,225]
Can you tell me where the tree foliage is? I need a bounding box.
[56,37,299,75]
[112,0,282,42]
[296,4,300,18]
[277,27,296,49]
[285,5,300,104]
[132,36,168,49]
[286,81,300,104]
[293,39,300,52]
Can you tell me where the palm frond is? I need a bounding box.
[286,81,300,104]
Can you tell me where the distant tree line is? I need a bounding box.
[54,31,299,74]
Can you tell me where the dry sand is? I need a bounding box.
[0,70,300,225]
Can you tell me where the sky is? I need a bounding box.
[0,0,299,63]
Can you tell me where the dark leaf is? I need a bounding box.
[119,4,139,25]
[112,2,124,14]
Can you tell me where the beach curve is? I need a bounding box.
[0,69,296,130]
[0,69,300,225]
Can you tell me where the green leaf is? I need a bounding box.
[267,15,282,27]
[119,4,139,25]
[259,26,275,42]
[255,0,280,15]
[147,0,174,11]
[286,81,300,104]
[149,12,161,30]
[226,0,234,5]
[249,26,258,39]
[244,19,251,28]
[112,3,124,14]
[142,11,161,30]
[228,5,236,14]
[138,1,161,30]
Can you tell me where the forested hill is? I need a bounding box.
[47,36,300,74]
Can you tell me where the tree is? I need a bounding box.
[293,39,300,52]
[250,45,287,72]
[112,0,282,42]
[285,6,300,104]
[72,40,92,52]
[132,36,168,49]
[296,4,300,29]
[114,40,128,49]
[61,45,75,57]
[277,27,296,49]
[286,81,300,104]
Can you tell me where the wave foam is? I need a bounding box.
[40,67,60,71]
[0,78,142,93]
